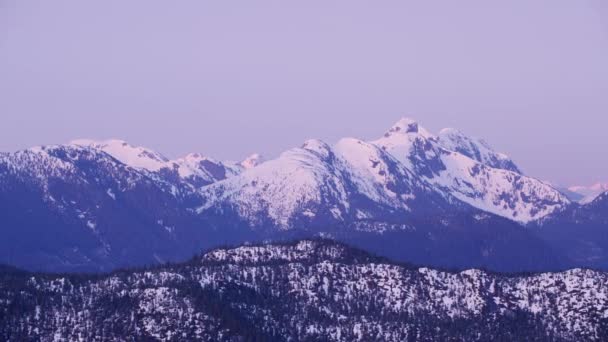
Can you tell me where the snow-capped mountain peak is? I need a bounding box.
[70,139,169,171]
[389,117,419,133]
[68,139,247,187]
[301,139,334,159]
[240,153,265,169]
[197,118,569,225]
[198,133,448,229]
[0,119,604,275]
[372,119,438,172]
[170,153,235,181]
[197,139,352,228]
[372,118,567,222]
[383,117,434,138]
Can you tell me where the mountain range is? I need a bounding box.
[1,239,607,341]
[0,118,605,273]
[566,183,608,203]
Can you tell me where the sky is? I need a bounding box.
[0,0,607,186]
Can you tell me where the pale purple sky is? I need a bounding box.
[1,0,607,186]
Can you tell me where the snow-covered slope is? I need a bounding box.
[12,122,569,229]
[437,127,522,173]
[167,153,243,187]
[199,139,351,228]
[1,142,566,273]
[2,240,607,341]
[71,139,169,171]
[198,137,446,229]
[200,118,568,226]
[373,118,569,223]
[0,120,594,273]
[71,139,256,188]
[0,144,246,272]
[0,144,145,200]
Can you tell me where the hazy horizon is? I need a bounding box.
[1,0,607,185]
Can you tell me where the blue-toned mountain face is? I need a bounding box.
[0,119,600,273]
[534,192,608,269]
[0,145,253,272]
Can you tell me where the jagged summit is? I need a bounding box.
[196,117,569,225]
[382,117,436,139]
[388,117,419,134]
[380,120,519,172]
[374,118,565,222]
